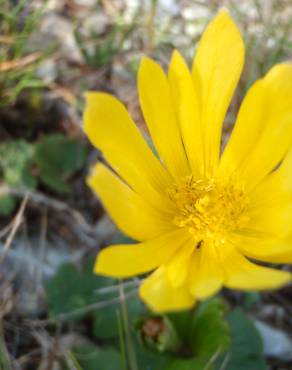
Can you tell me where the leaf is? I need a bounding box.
[189,299,230,357]
[223,309,268,370]
[167,310,194,344]
[46,257,143,341]
[46,258,116,321]
[0,140,36,188]
[135,344,171,370]
[163,357,210,370]
[35,134,86,194]
[0,196,16,216]
[73,346,122,370]
[93,286,143,339]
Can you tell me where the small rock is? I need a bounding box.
[37,59,58,83]
[40,13,82,62]
[255,320,292,361]
[74,0,97,6]
[83,13,110,36]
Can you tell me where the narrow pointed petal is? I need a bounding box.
[192,10,244,175]
[94,229,188,278]
[139,266,195,312]
[243,148,292,239]
[244,202,292,241]
[190,243,223,299]
[138,57,190,178]
[220,63,292,188]
[219,244,291,291]
[168,50,203,176]
[88,163,174,241]
[166,237,196,287]
[230,233,292,264]
[249,148,292,209]
[84,92,173,208]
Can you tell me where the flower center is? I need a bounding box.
[167,175,249,239]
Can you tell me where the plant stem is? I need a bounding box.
[119,281,138,370]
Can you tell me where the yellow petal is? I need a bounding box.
[220,63,292,188]
[232,234,292,264]
[249,148,292,209]
[94,229,188,278]
[84,92,173,208]
[219,80,264,177]
[243,149,292,239]
[168,50,203,176]
[192,9,244,175]
[139,266,195,312]
[219,244,291,291]
[88,163,174,241]
[189,242,223,299]
[166,237,196,287]
[245,204,292,240]
[138,57,190,178]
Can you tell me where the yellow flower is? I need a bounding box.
[84,10,292,312]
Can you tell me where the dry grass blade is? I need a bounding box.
[0,35,14,44]
[0,193,29,266]
[0,52,42,72]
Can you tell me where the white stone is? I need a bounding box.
[255,320,292,361]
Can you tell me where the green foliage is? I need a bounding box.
[73,346,122,370]
[166,299,230,359]
[0,140,35,215]
[135,345,170,370]
[0,0,47,106]
[46,257,143,339]
[74,21,136,69]
[46,258,268,370]
[163,357,210,370]
[94,294,143,339]
[135,299,230,370]
[190,299,230,357]
[35,134,87,194]
[0,135,86,216]
[0,140,36,188]
[223,309,268,370]
[74,27,118,69]
[0,195,16,216]
[46,258,116,321]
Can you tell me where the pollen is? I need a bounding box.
[167,175,249,238]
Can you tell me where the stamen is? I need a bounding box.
[167,175,249,238]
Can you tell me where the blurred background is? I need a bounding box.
[0,0,291,369]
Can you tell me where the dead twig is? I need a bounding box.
[0,193,29,267]
[27,288,138,326]
[0,185,92,233]
[0,52,42,72]
[0,35,14,44]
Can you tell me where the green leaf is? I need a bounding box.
[0,196,16,216]
[46,258,116,321]
[135,344,170,370]
[0,140,36,188]
[94,288,143,339]
[190,299,230,357]
[167,310,194,344]
[46,257,143,341]
[163,357,210,370]
[35,134,86,194]
[223,309,268,370]
[93,304,120,339]
[73,346,122,370]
